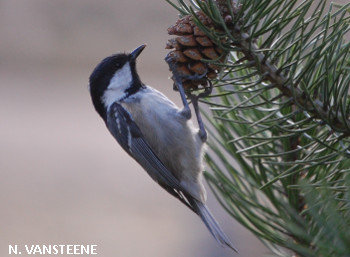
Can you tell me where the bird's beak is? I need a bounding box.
[130,44,146,60]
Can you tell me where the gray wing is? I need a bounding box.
[106,102,195,210]
[107,103,236,250]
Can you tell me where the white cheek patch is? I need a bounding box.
[102,62,132,108]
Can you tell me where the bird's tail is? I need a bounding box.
[190,198,238,252]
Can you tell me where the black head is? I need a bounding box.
[89,44,146,120]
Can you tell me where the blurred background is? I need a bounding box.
[3,0,344,256]
[0,1,267,256]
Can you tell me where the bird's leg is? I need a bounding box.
[190,94,207,142]
[191,80,213,142]
[166,54,213,140]
[165,54,191,120]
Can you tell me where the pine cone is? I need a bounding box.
[165,11,227,91]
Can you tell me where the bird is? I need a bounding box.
[88,44,236,251]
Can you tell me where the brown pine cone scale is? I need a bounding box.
[183,48,203,61]
[176,35,197,46]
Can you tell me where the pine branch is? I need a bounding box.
[202,0,350,136]
[165,0,350,256]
